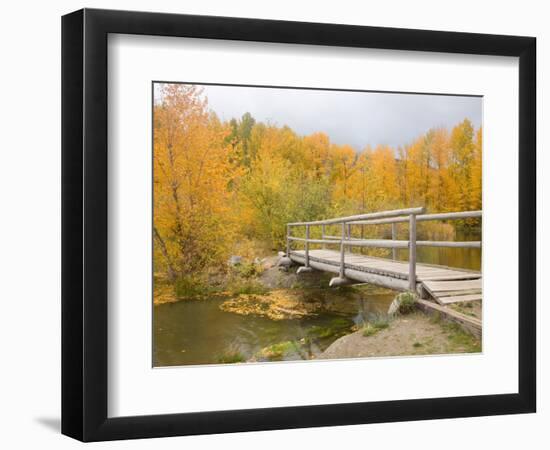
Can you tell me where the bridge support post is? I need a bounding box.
[339,222,346,278]
[297,224,314,273]
[391,223,397,260]
[286,224,291,256]
[305,224,310,268]
[408,214,417,291]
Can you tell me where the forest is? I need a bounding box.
[153,83,482,297]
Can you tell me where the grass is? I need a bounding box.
[397,292,417,314]
[426,311,481,353]
[257,341,299,360]
[430,311,442,324]
[362,315,390,337]
[449,301,479,318]
[443,322,482,353]
[216,351,246,364]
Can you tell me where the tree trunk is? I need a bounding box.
[153,226,177,281]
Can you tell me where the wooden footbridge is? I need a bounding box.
[279,207,482,307]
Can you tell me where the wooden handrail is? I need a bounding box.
[316,236,481,249]
[348,210,482,226]
[285,207,481,293]
[287,206,425,226]
[289,237,410,248]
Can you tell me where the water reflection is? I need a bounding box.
[154,289,394,367]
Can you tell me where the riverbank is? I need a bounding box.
[318,312,481,360]
[154,250,482,366]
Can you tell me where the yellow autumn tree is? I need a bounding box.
[331,144,358,201]
[153,84,240,278]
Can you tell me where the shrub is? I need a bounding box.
[397,292,417,314]
[174,276,217,299]
[233,260,264,278]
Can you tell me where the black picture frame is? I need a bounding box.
[61,8,536,442]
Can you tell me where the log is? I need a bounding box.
[278,257,292,267]
[305,224,310,267]
[409,213,417,291]
[349,210,482,226]
[289,236,409,249]
[416,299,482,339]
[287,206,425,226]
[290,254,413,291]
[286,224,291,256]
[289,237,478,249]
[416,241,481,248]
[288,237,341,244]
[329,276,354,287]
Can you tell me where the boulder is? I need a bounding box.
[228,255,242,266]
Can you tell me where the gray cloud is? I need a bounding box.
[162,83,482,150]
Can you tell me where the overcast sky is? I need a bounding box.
[157,83,482,150]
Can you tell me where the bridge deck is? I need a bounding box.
[290,249,482,305]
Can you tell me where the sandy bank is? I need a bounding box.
[318,313,481,359]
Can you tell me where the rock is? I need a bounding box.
[228,255,242,266]
[278,256,292,267]
[277,251,286,257]
[387,296,402,316]
[254,257,261,264]
[388,292,418,316]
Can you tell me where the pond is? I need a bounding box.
[401,229,482,271]
[154,287,395,367]
[153,231,481,367]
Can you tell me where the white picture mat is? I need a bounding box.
[107,34,519,418]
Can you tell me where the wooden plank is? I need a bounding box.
[430,289,481,297]
[417,269,470,276]
[438,294,483,304]
[419,274,482,281]
[293,251,483,298]
[422,279,482,292]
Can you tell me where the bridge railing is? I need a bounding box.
[286,207,482,291]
